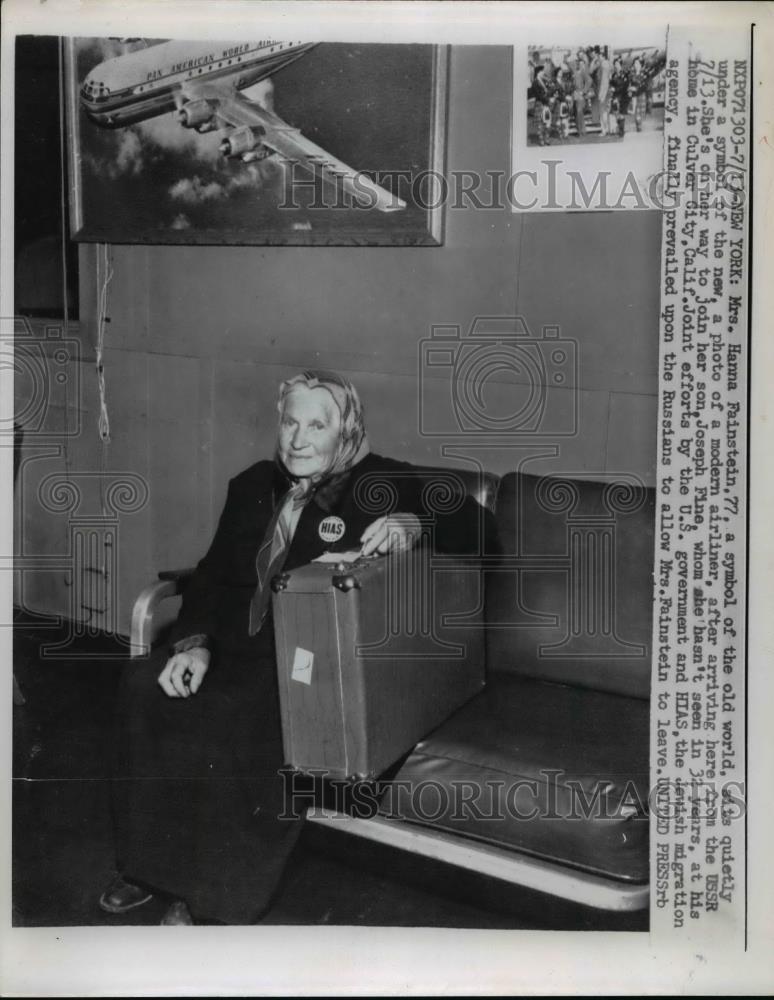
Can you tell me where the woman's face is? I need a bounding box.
[278,385,341,480]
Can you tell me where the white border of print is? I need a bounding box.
[511,26,667,213]
[2,2,773,997]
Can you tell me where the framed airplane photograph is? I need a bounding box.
[64,37,448,246]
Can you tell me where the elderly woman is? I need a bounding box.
[99,370,494,925]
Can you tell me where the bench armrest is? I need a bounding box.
[129,569,195,657]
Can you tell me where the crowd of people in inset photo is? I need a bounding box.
[527,45,666,146]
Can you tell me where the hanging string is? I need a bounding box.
[96,242,113,445]
[57,37,71,483]
[96,242,113,526]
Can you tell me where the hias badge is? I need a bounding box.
[318,515,345,544]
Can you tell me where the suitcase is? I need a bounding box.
[272,548,486,780]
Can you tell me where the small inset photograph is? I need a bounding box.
[526,44,666,147]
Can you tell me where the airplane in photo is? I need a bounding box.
[80,39,406,212]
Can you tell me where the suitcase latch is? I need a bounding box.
[332,572,360,592]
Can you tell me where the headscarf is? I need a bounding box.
[274,369,370,509]
[249,370,369,634]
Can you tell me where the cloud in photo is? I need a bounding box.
[137,113,224,165]
[82,129,144,181]
[169,176,226,203]
[113,129,144,176]
[168,158,284,206]
[80,37,126,63]
[226,159,283,193]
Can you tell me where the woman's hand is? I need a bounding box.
[360,513,422,556]
[158,647,211,698]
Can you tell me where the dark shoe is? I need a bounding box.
[99,875,153,914]
[160,900,194,925]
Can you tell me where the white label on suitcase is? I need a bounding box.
[291,646,314,685]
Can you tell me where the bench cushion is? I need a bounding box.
[380,673,649,883]
[486,472,655,699]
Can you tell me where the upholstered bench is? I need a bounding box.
[380,673,648,885]
[130,467,653,913]
[306,470,654,912]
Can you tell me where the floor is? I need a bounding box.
[12,612,647,931]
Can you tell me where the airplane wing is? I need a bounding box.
[180,85,406,213]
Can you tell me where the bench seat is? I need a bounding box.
[380,672,648,883]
